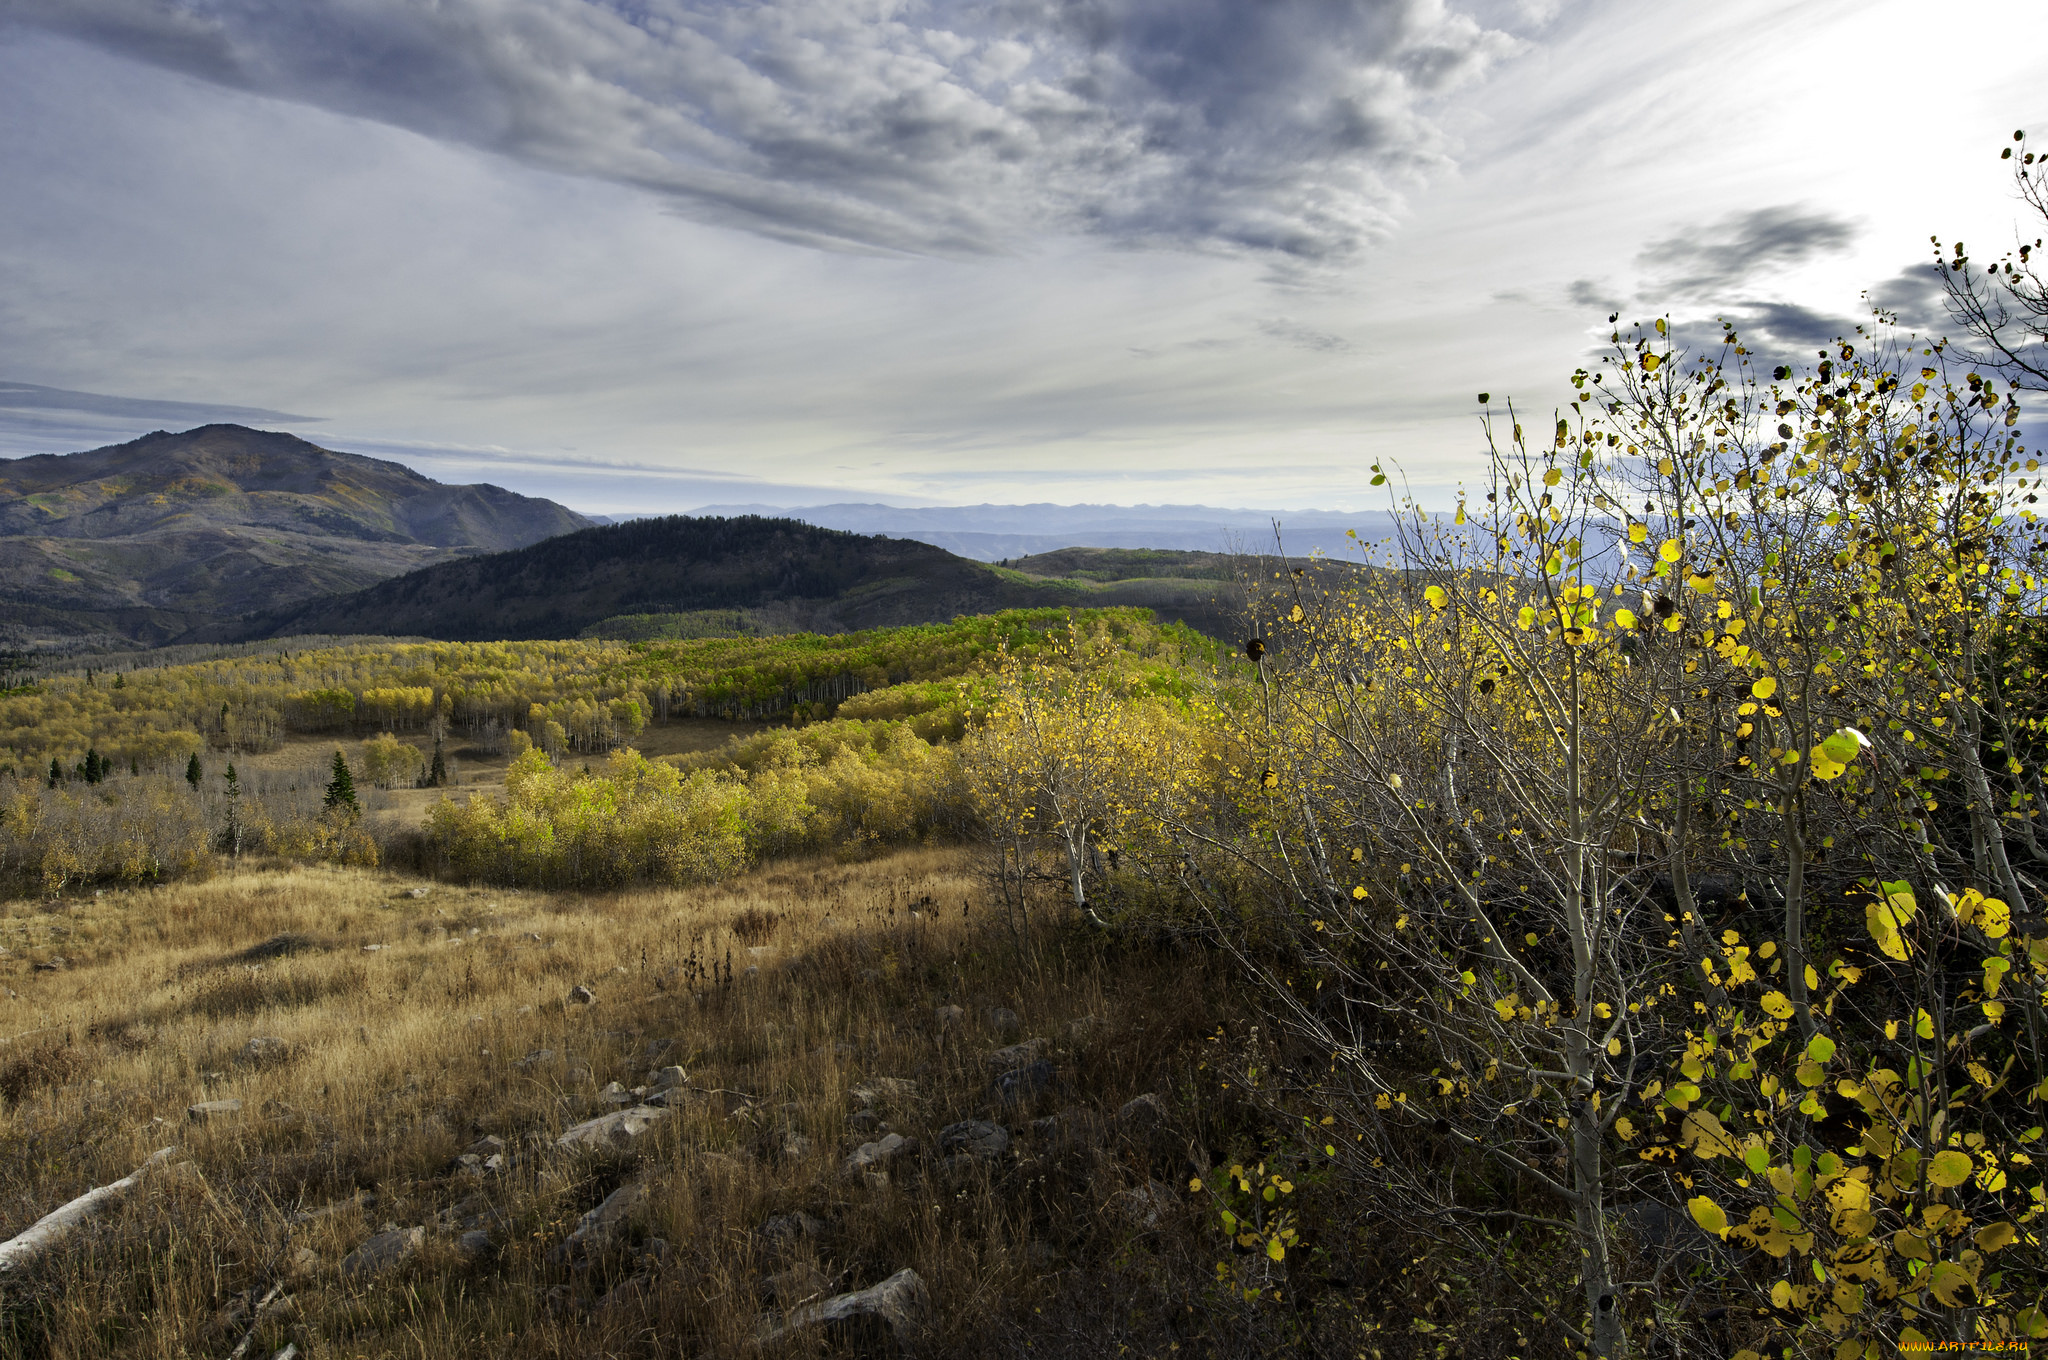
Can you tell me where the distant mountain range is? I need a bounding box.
[0,425,591,648]
[213,521,1263,643]
[674,501,1402,561]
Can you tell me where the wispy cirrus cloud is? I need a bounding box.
[1,0,1518,260]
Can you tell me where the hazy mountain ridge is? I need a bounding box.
[678,500,1402,560]
[0,425,593,647]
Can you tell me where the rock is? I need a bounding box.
[238,1036,290,1067]
[598,1081,633,1106]
[568,984,596,1006]
[339,1226,423,1280]
[848,1077,917,1111]
[456,1229,494,1259]
[779,1130,812,1160]
[287,1246,320,1280]
[549,1180,646,1263]
[466,1134,506,1158]
[482,1152,506,1175]
[648,1064,687,1092]
[359,944,384,953]
[844,1132,919,1178]
[556,1104,670,1152]
[1115,1180,1182,1232]
[1031,1107,1105,1152]
[1066,1015,1098,1041]
[186,1098,243,1121]
[760,1211,828,1251]
[513,1048,556,1070]
[939,1119,1010,1162]
[992,1060,1058,1107]
[846,1109,881,1137]
[592,1273,653,1326]
[644,1037,676,1062]
[986,1039,1045,1071]
[987,1007,1021,1036]
[934,1004,965,1028]
[408,886,430,899]
[761,1267,930,1349]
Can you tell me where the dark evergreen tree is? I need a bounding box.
[222,762,244,859]
[185,752,203,788]
[47,757,61,789]
[428,740,448,788]
[324,750,358,812]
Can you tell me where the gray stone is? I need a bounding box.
[466,1134,506,1158]
[844,1132,918,1177]
[287,1246,320,1280]
[848,1077,917,1111]
[186,1098,243,1121]
[987,1007,1021,1036]
[986,1039,1045,1070]
[993,1060,1057,1106]
[549,1180,646,1263]
[761,1262,833,1308]
[556,1104,670,1152]
[456,1229,494,1258]
[648,1064,687,1092]
[568,984,596,1005]
[598,1081,633,1106]
[339,1226,423,1280]
[846,1109,881,1136]
[1116,1180,1181,1231]
[934,1004,965,1028]
[237,1036,290,1067]
[939,1119,1010,1161]
[760,1267,930,1349]
[759,1211,827,1249]
[780,1131,812,1160]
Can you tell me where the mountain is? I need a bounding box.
[0,424,592,647]
[687,500,1404,561]
[218,516,1264,643]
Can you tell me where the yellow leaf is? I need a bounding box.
[1975,1221,2018,1253]
[1927,1259,1976,1306]
[1770,1279,1792,1309]
[1658,539,1683,563]
[1607,1037,1622,1056]
[1687,1195,1729,1238]
[1643,353,1662,373]
[1760,990,1795,1019]
[1423,585,1448,610]
[1614,607,1637,629]
[1752,676,1778,700]
[1928,1150,1974,1188]
[1266,1236,1285,1262]
[1629,523,1648,543]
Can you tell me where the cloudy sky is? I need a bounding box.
[1,0,2043,514]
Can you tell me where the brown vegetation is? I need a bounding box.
[0,848,1549,1359]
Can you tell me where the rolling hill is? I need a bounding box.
[217,516,1259,643]
[0,424,592,647]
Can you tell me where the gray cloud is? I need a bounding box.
[1868,262,1947,333]
[1258,317,1352,352]
[1636,205,1856,298]
[1,0,1516,260]
[0,380,317,425]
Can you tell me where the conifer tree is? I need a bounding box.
[47,757,60,789]
[185,752,202,788]
[428,739,448,788]
[324,750,358,812]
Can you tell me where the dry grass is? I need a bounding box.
[0,849,1322,1359]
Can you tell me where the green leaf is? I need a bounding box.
[1928,1150,1974,1188]
[1805,1035,1836,1064]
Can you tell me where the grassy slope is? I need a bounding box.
[0,850,1251,1358]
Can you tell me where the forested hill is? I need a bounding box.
[0,424,592,648]
[218,514,1247,642]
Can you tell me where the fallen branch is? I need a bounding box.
[0,1147,177,1274]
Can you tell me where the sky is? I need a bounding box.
[0,0,2044,515]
